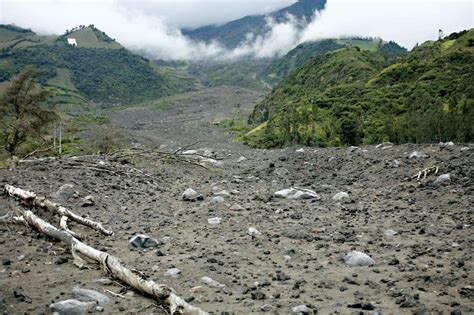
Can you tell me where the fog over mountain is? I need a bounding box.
[1,0,472,60]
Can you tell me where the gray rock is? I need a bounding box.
[248,227,262,236]
[409,151,429,159]
[72,287,109,306]
[376,142,394,149]
[261,303,275,312]
[208,217,222,225]
[182,188,202,201]
[128,234,159,249]
[344,251,375,266]
[274,188,320,200]
[53,184,76,201]
[384,229,398,237]
[292,304,313,314]
[332,192,350,201]
[201,276,225,287]
[434,174,451,185]
[237,156,247,163]
[275,168,289,177]
[49,299,96,315]
[164,268,181,278]
[81,195,95,207]
[214,190,231,198]
[460,146,470,152]
[93,278,113,286]
[210,196,225,204]
[230,204,245,211]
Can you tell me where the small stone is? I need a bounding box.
[332,192,350,201]
[201,276,225,287]
[384,229,398,237]
[434,174,451,185]
[251,291,266,300]
[237,156,247,163]
[72,287,109,306]
[210,196,225,204]
[274,188,320,200]
[81,195,95,207]
[214,190,231,198]
[261,304,275,312]
[189,286,205,294]
[248,227,262,236]
[2,259,11,266]
[230,204,245,211]
[53,184,76,201]
[292,304,312,314]
[128,235,159,249]
[344,251,375,266]
[409,151,428,159]
[164,268,181,278]
[208,217,222,225]
[182,188,202,201]
[49,299,96,315]
[93,278,113,286]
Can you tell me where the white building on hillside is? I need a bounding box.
[67,38,77,46]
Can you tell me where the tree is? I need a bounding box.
[0,66,59,156]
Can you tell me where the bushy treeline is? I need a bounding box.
[0,44,181,104]
[246,29,474,148]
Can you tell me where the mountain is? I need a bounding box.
[262,37,407,85]
[182,0,326,48]
[0,25,194,109]
[245,29,474,148]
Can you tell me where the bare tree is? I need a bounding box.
[0,66,59,156]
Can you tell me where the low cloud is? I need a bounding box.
[1,0,472,61]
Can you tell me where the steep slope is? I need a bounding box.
[182,0,326,48]
[262,37,406,85]
[245,29,474,148]
[0,25,194,109]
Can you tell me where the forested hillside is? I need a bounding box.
[245,29,474,148]
[0,25,194,108]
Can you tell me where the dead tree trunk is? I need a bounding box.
[3,186,207,315]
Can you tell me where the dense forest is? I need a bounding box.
[245,29,474,148]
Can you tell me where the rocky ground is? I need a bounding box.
[0,87,473,315]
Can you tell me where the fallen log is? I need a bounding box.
[19,210,206,314]
[4,184,113,236]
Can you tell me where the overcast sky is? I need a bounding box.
[1,0,473,60]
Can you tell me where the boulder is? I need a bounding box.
[128,235,159,249]
[201,276,225,287]
[72,287,109,306]
[164,268,181,278]
[182,188,200,201]
[434,174,451,185]
[274,188,320,200]
[409,151,428,159]
[332,192,350,201]
[50,299,96,315]
[292,304,313,314]
[53,184,76,201]
[208,217,221,225]
[344,251,375,266]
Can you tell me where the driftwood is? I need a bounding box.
[412,166,439,181]
[4,185,113,236]
[4,185,207,314]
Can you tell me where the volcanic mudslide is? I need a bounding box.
[0,87,473,314]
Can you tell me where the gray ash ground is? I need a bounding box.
[0,87,473,314]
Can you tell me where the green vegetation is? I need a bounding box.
[0,24,194,108]
[245,29,474,148]
[0,67,59,156]
[262,38,407,85]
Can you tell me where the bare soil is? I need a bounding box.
[0,87,473,315]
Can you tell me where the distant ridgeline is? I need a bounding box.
[182,0,327,48]
[0,24,193,109]
[245,29,474,148]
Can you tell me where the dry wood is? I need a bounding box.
[4,185,113,236]
[18,210,206,315]
[412,166,439,180]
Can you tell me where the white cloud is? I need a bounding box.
[0,0,472,61]
[301,0,474,48]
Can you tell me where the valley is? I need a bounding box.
[0,0,473,314]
